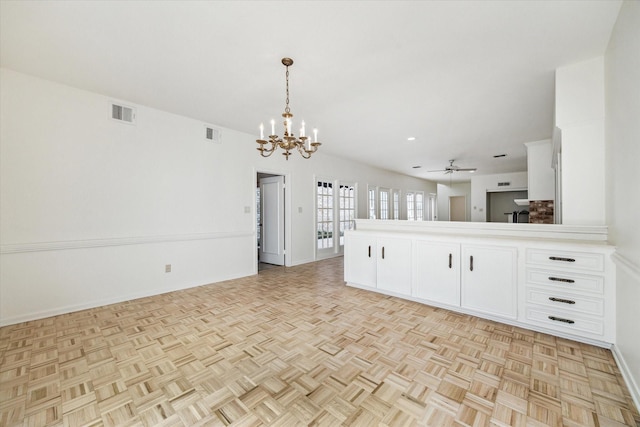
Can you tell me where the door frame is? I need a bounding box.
[254,168,292,273]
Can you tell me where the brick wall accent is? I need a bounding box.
[528,200,554,224]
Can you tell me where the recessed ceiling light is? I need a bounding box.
[493,154,507,158]
[407,137,416,141]
[412,165,421,169]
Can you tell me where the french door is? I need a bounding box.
[317,179,356,258]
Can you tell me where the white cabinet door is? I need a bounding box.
[376,237,412,295]
[415,241,460,306]
[344,233,377,288]
[461,245,517,319]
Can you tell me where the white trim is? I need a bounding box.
[0,231,254,254]
[611,251,640,412]
[611,344,640,412]
[612,251,640,283]
[354,219,609,242]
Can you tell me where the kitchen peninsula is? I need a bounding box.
[344,219,615,347]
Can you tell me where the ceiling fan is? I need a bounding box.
[428,159,477,174]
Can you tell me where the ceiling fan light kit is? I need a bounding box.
[256,58,321,160]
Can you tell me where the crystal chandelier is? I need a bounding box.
[256,58,321,160]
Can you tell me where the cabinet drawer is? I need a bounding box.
[525,269,604,294]
[525,288,604,316]
[525,306,604,336]
[526,249,604,272]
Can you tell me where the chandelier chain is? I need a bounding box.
[285,66,290,115]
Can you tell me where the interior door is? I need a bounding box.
[449,196,466,221]
[259,175,285,265]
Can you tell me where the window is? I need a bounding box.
[407,191,425,221]
[427,193,437,221]
[317,180,334,250]
[407,192,415,221]
[338,183,356,246]
[368,187,377,219]
[416,192,424,221]
[392,190,400,219]
[379,188,389,220]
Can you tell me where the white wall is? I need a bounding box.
[0,68,435,325]
[605,0,640,408]
[556,57,606,226]
[525,139,555,201]
[436,182,471,221]
[470,172,528,222]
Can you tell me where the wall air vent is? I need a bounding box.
[205,125,221,144]
[498,182,511,187]
[110,102,136,124]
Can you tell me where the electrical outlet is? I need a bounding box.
[165,264,171,273]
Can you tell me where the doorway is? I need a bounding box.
[449,195,466,221]
[486,190,528,223]
[257,172,286,270]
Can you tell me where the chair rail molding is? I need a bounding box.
[0,231,255,254]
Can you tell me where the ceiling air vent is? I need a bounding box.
[110,102,136,124]
[204,125,221,144]
[498,182,511,187]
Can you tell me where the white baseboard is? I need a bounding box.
[611,344,640,412]
[0,270,250,327]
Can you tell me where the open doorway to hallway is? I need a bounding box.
[257,172,286,272]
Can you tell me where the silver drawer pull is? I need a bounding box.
[549,297,576,305]
[548,277,575,283]
[548,316,575,324]
[549,256,576,262]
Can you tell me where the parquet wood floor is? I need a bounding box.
[1,257,638,426]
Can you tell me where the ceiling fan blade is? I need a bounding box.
[427,169,447,172]
[455,168,477,172]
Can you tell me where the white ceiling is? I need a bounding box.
[0,1,622,183]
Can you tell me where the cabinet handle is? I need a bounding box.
[548,316,575,324]
[549,256,576,263]
[449,253,452,269]
[469,255,473,271]
[368,245,371,258]
[548,276,575,284]
[382,247,385,259]
[549,297,576,305]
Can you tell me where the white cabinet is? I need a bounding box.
[344,233,412,296]
[344,233,377,288]
[415,241,460,306]
[521,247,614,342]
[344,223,615,346]
[461,245,518,319]
[376,237,412,295]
